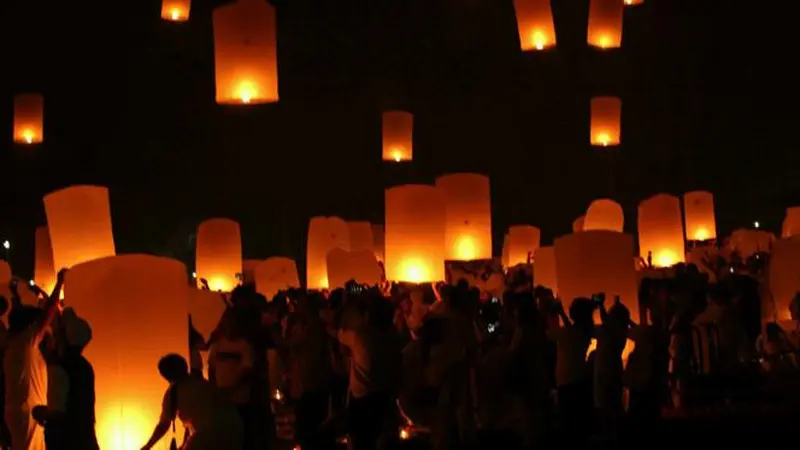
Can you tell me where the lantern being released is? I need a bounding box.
[161,0,190,21]
[326,248,382,289]
[195,218,242,292]
[533,246,558,293]
[255,256,300,300]
[782,207,800,238]
[435,173,492,261]
[34,226,56,294]
[505,225,541,267]
[385,185,446,283]
[590,97,622,147]
[347,221,375,252]
[13,93,44,144]
[513,0,556,51]
[307,217,350,289]
[382,111,413,162]
[584,199,624,232]
[637,194,686,268]
[587,0,623,49]
[683,191,717,241]
[213,0,279,104]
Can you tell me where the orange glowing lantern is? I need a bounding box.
[637,194,686,267]
[505,225,541,267]
[372,224,385,262]
[34,226,56,294]
[326,248,383,289]
[590,96,622,147]
[43,185,116,271]
[348,221,375,252]
[196,218,242,292]
[782,207,800,238]
[587,0,623,49]
[729,228,775,259]
[189,288,226,341]
[67,255,188,450]
[382,111,413,162]
[624,0,643,5]
[584,198,624,232]
[254,256,300,300]
[307,217,350,289]
[573,216,585,233]
[501,233,510,268]
[161,0,190,21]
[13,93,44,145]
[242,259,261,284]
[768,238,800,321]
[683,191,717,242]
[435,173,492,261]
[533,246,558,293]
[385,185,446,283]
[513,0,556,51]
[213,0,279,104]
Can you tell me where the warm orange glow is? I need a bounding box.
[189,289,227,341]
[624,0,643,5]
[782,207,800,238]
[435,173,492,261]
[768,239,800,321]
[213,0,279,104]
[254,257,300,300]
[505,225,541,267]
[307,217,350,290]
[161,0,190,21]
[347,221,375,252]
[34,226,56,294]
[385,185,446,283]
[326,249,382,289]
[13,93,44,144]
[584,198,624,232]
[587,0,623,49]
[590,96,622,147]
[43,185,116,270]
[573,216,585,233]
[399,428,410,440]
[196,218,242,292]
[371,224,385,262]
[513,0,556,51]
[382,111,413,162]
[637,194,686,268]
[533,246,558,293]
[683,191,717,242]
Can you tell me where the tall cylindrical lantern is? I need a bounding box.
[385,185,446,283]
[306,217,350,289]
[587,0,623,49]
[34,226,56,294]
[435,173,492,261]
[213,0,279,104]
[783,207,800,238]
[161,0,191,21]
[505,225,541,267]
[513,0,556,51]
[43,185,116,271]
[13,93,44,144]
[584,198,624,232]
[590,96,622,147]
[347,221,375,252]
[637,194,686,267]
[195,218,242,292]
[382,111,413,162]
[683,190,717,241]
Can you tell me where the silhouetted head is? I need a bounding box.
[158,354,189,383]
[765,322,783,341]
[569,298,595,327]
[9,306,43,335]
[606,302,631,329]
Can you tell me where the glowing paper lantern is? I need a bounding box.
[782,207,800,238]
[34,226,56,294]
[242,259,262,284]
[382,111,413,162]
[385,185,446,283]
[513,0,556,51]
[43,185,116,271]
[326,248,383,289]
[573,216,585,233]
[196,218,242,292]
[590,96,622,147]
[161,0,190,21]
[533,246,558,293]
[307,217,350,289]
[728,228,775,259]
[501,234,510,268]
[254,256,300,300]
[637,194,686,267]
[767,238,800,321]
[347,221,375,252]
[587,0,623,49]
[683,191,717,241]
[371,224,385,262]
[584,198,624,232]
[189,288,226,341]
[13,93,44,144]
[213,0,279,104]
[505,225,540,267]
[67,255,188,450]
[624,0,643,5]
[435,173,492,261]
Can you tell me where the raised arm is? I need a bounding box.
[34,268,66,343]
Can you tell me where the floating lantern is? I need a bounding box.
[382,111,413,162]
[371,224,385,262]
[505,225,541,267]
[533,246,558,293]
[782,207,800,238]
[573,216,585,232]
[587,0,623,49]
[513,0,556,51]
[637,194,686,267]
[307,217,350,289]
[326,248,382,289]
[624,0,643,6]
[683,191,717,241]
[213,0,279,104]
[385,185,446,283]
[34,226,56,294]
[189,288,226,341]
[728,228,775,259]
[768,239,800,321]
[501,234,510,268]
[347,221,375,252]
[67,255,188,450]
[254,256,300,300]
[584,198,624,232]
[435,173,492,261]
[242,259,261,284]
[195,218,242,292]
[161,0,190,21]
[43,185,116,270]
[590,96,622,147]
[13,93,44,144]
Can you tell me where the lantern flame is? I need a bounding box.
[97,403,150,450]
[171,9,180,20]
[531,30,546,50]
[399,428,410,440]
[399,259,430,284]
[236,81,257,104]
[598,35,612,49]
[207,276,234,292]
[693,228,709,241]
[390,149,404,162]
[654,250,678,268]
[596,133,610,147]
[22,129,34,144]
[454,236,478,261]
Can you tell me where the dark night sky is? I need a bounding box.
[0,0,797,278]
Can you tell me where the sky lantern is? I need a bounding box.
[13,93,44,145]
[573,216,585,232]
[195,218,242,292]
[385,185,446,283]
[382,111,413,162]
[254,256,300,300]
[637,194,686,267]
[161,0,190,21]
[624,0,644,6]
[513,0,556,51]
[782,207,800,237]
[43,185,116,271]
[587,0,623,49]
[584,198,624,232]
[241,259,261,284]
[307,217,350,289]
[347,221,375,252]
[326,248,382,289]
[533,246,558,294]
[213,0,279,105]
[505,225,541,267]
[67,255,188,450]
[189,288,226,341]
[435,173,492,261]
[34,226,56,294]
[767,238,800,321]
[683,191,717,241]
[590,96,622,147]
[501,234,510,268]
[371,224,385,262]
[728,228,775,259]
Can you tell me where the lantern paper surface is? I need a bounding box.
[347,221,375,252]
[573,216,585,233]
[385,185,446,283]
[242,259,261,284]
[307,217,350,289]
[67,255,188,450]
[637,194,685,267]
[189,289,226,341]
[590,97,622,147]
[728,228,775,259]
[513,0,556,51]
[506,225,541,267]
[382,111,413,162]
[326,248,382,289]
[768,238,800,321]
[196,218,242,292]
[435,173,492,261]
[13,93,44,144]
[371,224,385,262]
[683,191,717,241]
[161,0,190,21]
[584,198,624,232]
[782,207,800,238]
[587,0,623,49]
[501,234,510,268]
[43,185,116,271]
[34,226,56,294]
[533,246,558,293]
[255,256,300,300]
[213,0,279,104]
